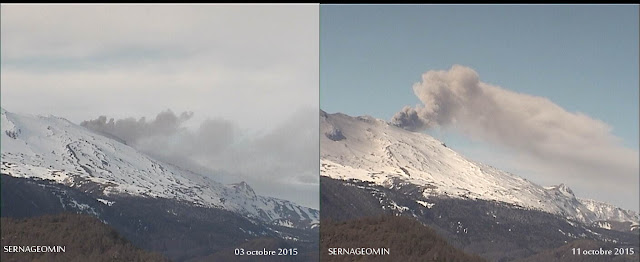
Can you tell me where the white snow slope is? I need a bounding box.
[1,108,318,226]
[320,110,638,226]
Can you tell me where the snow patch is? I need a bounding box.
[416,200,434,208]
[97,198,115,206]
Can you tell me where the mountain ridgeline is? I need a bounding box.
[319,110,639,261]
[0,108,318,261]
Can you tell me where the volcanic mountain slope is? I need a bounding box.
[320,110,638,229]
[1,108,318,229]
[1,108,319,261]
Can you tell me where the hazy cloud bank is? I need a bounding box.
[81,108,319,208]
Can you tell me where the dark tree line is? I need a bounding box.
[1,213,169,262]
[320,215,487,262]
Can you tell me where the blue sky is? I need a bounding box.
[320,5,639,210]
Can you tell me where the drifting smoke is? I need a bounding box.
[391,65,638,207]
[81,110,237,176]
[81,109,319,208]
[391,106,428,132]
[81,110,195,145]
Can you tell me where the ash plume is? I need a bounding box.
[391,65,638,206]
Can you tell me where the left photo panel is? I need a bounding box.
[1,4,319,262]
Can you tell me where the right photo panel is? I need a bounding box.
[319,5,639,262]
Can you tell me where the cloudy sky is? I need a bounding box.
[1,4,319,209]
[320,5,639,211]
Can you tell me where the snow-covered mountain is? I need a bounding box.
[1,108,318,228]
[580,198,639,224]
[320,110,638,228]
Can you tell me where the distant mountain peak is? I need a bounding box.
[558,183,574,195]
[230,181,256,198]
[545,183,575,198]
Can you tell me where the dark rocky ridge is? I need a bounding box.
[320,176,639,261]
[1,174,318,261]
